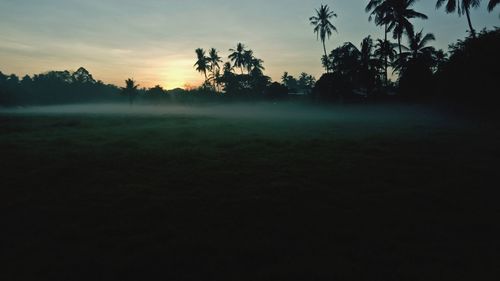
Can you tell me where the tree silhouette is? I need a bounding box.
[359,36,382,95]
[250,57,265,75]
[194,48,210,82]
[281,72,298,92]
[394,30,438,98]
[310,4,338,72]
[488,0,499,11]
[208,48,222,90]
[72,67,96,84]
[366,0,393,86]
[243,50,254,74]
[281,72,289,85]
[380,0,428,54]
[298,73,316,94]
[393,29,437,72]
[374,38,398,86]
[436,0,482,37]
[229,43,247,74]
[122,78,139,106]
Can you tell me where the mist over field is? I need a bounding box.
[0,102,452,123]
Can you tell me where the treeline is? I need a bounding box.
[313,28,499,105]
[1,0,498,108]
[310,0,499,106]
[0,67,120,106]
[191,43,316,99]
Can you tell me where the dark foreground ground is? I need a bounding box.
[0,105,499,280]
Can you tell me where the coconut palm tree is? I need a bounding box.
[381,0,428,54]
[310,4,338,72]
[243,50,254,74]
[366,0,392,39]
[406,30,436,59]
[250,57,265,74]
[436,0,482,37]
[366,0,393,84]
[208,48,222,89]
[228,43,247,74]
[208,48,222,73]
[194,48,210,82]
[208,68,222,92]
[122,78,139,106]
[393,29,436,72]
[356,36,382,94]
[374,38,398,85]
[488,0,499,11]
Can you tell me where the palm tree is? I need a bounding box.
[488,0,499,11]
[228,43,247,74]
[250,57,265,74]
[436,0,481,37]
[122,78,139,106]
[393,29,436,72]
[208,48,222,89]
[243,50,254,74]
[208,48,222,73]
[356,36,382,94]
[310,4,338,72]
[381,0,428,54]
[209,68,222,92]
[281,71,290,86]
[366,0,393,85]
[406,30,436,59]
[374,38,398,85]
[194,48,209,82]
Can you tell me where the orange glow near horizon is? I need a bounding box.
[128,57,204,90]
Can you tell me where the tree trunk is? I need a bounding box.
[322,40,328,72]
[384,24,388,87]
[398,35,402,55]
[464,7,476,38]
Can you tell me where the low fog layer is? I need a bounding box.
[0,103,452,124]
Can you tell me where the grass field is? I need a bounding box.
[1,104,499,280]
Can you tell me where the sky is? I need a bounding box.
[0,0,498,89]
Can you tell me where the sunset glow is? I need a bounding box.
[0,0,498,89]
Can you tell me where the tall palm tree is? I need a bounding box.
[194,48,209,82]
[208,48,222,73]
[436,0,481,37]
[366,0,392,38]
[381,0,428,54]
[208,48,222,88]
[393,29,436,72]
[310,4,338,72]
[366,0,393,85]
[374,38,398,85]
[228,43,247,74]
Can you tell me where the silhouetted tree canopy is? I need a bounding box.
[0,67,119,106]
[436,27,500,108]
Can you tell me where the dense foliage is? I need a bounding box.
[0,67,119,106]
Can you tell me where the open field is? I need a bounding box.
[1,104,499,280]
